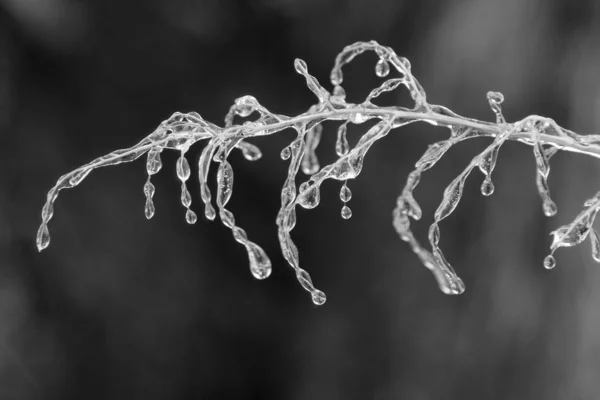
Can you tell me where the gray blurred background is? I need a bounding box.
[1,0,600,399]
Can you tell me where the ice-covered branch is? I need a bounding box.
[37,41,600,304]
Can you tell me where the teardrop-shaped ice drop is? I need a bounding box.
[248,243,272,280]
[298,183,321,209]
[36,223,50,251]
[239,142,262,161]
[185,209,197,224]
[341,205,352,219]
[280,146,291,160]
[205,204,216,221]
[176,156,191,181]
[311,290,327,305]
[480,178,495,196]
[375,59,390,77]
[339,183,352,202]
[543,255,556,269]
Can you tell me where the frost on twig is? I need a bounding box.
[37,41,600,305]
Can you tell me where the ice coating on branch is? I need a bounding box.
[37,40,600,304]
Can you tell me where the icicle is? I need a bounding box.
[176,150,196,222]
[198,142,217,220]
[36,223,50,251]
[217,161,234,207]
[336,123,350,157]
[144,176,156,219]
[302,124,322,175]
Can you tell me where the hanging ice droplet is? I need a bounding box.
[146,149,162,175]
[543,255,556,269]
[185,209,197,224]
[590,229,600,263]
[145,199,155,219]
[375,59,390,77]
[144,180,155,198]
[311,290,327,306]
[36,223,50,251]
[247,243,272,280]
[543,199,557,217]
[298,182,321,209]
[341,205,352,219]
[280,146,291,160]
[181,186,192,208]
[239,142,262,161]
[480,178,495,196]
[176,156,191,181]
[340,183,352,202]
[336,124,349,156]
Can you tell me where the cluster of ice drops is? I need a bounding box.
[37,41,600,305]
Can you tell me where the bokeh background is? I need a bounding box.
[1,0,600,399]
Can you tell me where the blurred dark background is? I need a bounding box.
[2,0,600,399]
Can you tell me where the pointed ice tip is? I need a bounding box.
[36,224,50,252]
[440,277,465,295]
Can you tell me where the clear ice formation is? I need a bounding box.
[38,41,600,304]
